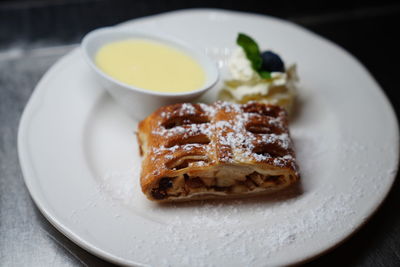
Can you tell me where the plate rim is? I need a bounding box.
[17,48,140,266]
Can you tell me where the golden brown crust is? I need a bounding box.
[137,101,299,202]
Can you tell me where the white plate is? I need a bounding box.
[18,9,399,266]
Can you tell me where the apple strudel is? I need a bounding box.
[137,101,299,202]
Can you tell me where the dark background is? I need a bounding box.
[1,0,399,266]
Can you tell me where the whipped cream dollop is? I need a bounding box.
[220,47,299,113]
[228,47,258,81]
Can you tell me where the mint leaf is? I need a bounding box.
[236,33,271,79]
[237,33,262,71]
[259,70,271,79]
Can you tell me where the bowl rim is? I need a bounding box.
[81,27,220,97]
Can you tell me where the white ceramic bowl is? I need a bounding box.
[81,27,219,120]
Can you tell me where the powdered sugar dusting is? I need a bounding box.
[79,111,397,267]
[79,89,397,267]
[146,101,297,175]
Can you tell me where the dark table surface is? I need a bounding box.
[1,1,400,266]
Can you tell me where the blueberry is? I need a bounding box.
[261,51,285,72]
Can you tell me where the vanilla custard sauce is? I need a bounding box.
[95,39,206,93]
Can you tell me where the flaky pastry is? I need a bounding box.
[137,101,299,202]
